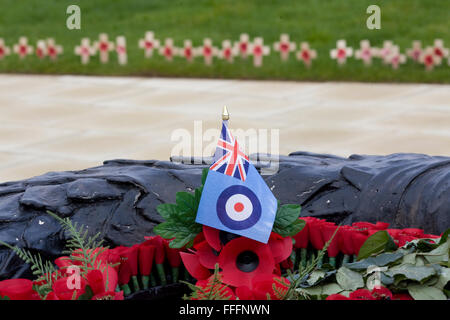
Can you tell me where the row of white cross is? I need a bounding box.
[0,32,449,71]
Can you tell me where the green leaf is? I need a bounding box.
[434,268,450,290]
[438,228,450,246]
[154,221,201,249]
[357,230,397,260]
[78,285,94,300]
[0,295,10,300]
[306,270,327,286]
[385,264,437,283]
[346,252,404,271]
[156,203,180,219]
[273,219,305,237]
[336,266,364,291]
[321,283,344,296]
[201,168,209,185]
[274,204,301,228]
[176,191,197,214]
[407,284,447,300]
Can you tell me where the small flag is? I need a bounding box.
[195,107,277,243]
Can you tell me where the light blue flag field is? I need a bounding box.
[195,120,277,243]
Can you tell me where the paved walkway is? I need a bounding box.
[0,74,449,182]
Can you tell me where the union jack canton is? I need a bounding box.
[209,120,250,181]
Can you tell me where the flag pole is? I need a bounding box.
[222,105,229,120]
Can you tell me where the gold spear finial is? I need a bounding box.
[222,105,229,120]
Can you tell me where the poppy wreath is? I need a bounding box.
[0,170,448,300]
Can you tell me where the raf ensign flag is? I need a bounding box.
[195,116,277,243]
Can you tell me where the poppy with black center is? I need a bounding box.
[218,237,274,288]
[203,225,240,251]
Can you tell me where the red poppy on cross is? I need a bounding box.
[432,39,449,59]
[235,33,250,59]
[159,38,175,61]
[273,34,296,61]
[46,38,63,61]
[138,31,160,58]
[385,45,406,69]
[35,40,47,59]
[378,40,394,64]
[179,39,195,62]
[218,40,237,63]
[201,38,218,65]
[0,38,11,60]
[74,38,96,64]
[13,37,33,59]
[355,40,376,65]
[419,47,442,71]
[250,37,270,67]
[406,40,423,62]
[330,40,353,65]
[296,42,317,67]
[94,33,114,63]
[115,36,127,65]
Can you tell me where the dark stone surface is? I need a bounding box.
[0,152,449,280]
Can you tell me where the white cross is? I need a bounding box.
[74,38,96,64]
[432,39,449,59]
[296,42,317,67]
[94,33,114,63]
[115,36,127,65]
[235,33,250,59]
[406,40,422,62]
[0,38,11,60]
[138,31,160,58]
[201,38,218,65]
[179,39,195,62]
[46,38,63,60]
[13,37,33,59]
[378,40,394,64]
[419,47,442,71]
[273,33,296,61]
[159,38,175,61]
[355,40,376,65]
[35,40,47,59]
[250,37,270,67]
[218,40,237,63]
[385,45,406,69]
[330,40,353,65]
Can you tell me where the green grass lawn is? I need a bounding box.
[0,0,449,83]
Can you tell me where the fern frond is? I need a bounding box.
[181,264,232,300]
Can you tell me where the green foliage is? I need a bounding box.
[357,230,397,260]
[77,285,94,300]
[272,203,305,237]
[0,295,10,300]
[182,264,233,300]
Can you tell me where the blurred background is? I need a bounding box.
[0,0,449,182]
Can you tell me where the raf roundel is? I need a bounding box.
[216,185,262,230]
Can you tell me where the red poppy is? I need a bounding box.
[0,279,34,300]
[193,232,206,246]
[392,293,414,300]
[118,258,132,286]
[138,244,156,276]
[102,265,118,292]
[91,291,124,300]
[339,226,355,256]
[218,237,275,288]
[163,239,181,268]
[235,286,255,300]
[349,289,376,300]
[352,222,389,233]
[293,218,309,249]
[54,256,74,273]
[119,245,139,277]
[180,252,211,280]
[371,286,393,300]
[44,291,59,300]
[194,240,219,269]
[192,276,236,300]
[280,258,293,270]
[320,223,341,257]
[143,236,166,264]
[251,274,290,300]
[273,263,282,276]
[203,225,222,251]
[326,294,350,300]
[422,234,440,239]
[86,269,105,295]
[52,276,87,300]
[268,233,293,263]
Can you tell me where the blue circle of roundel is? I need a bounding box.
[216,185,262,230]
